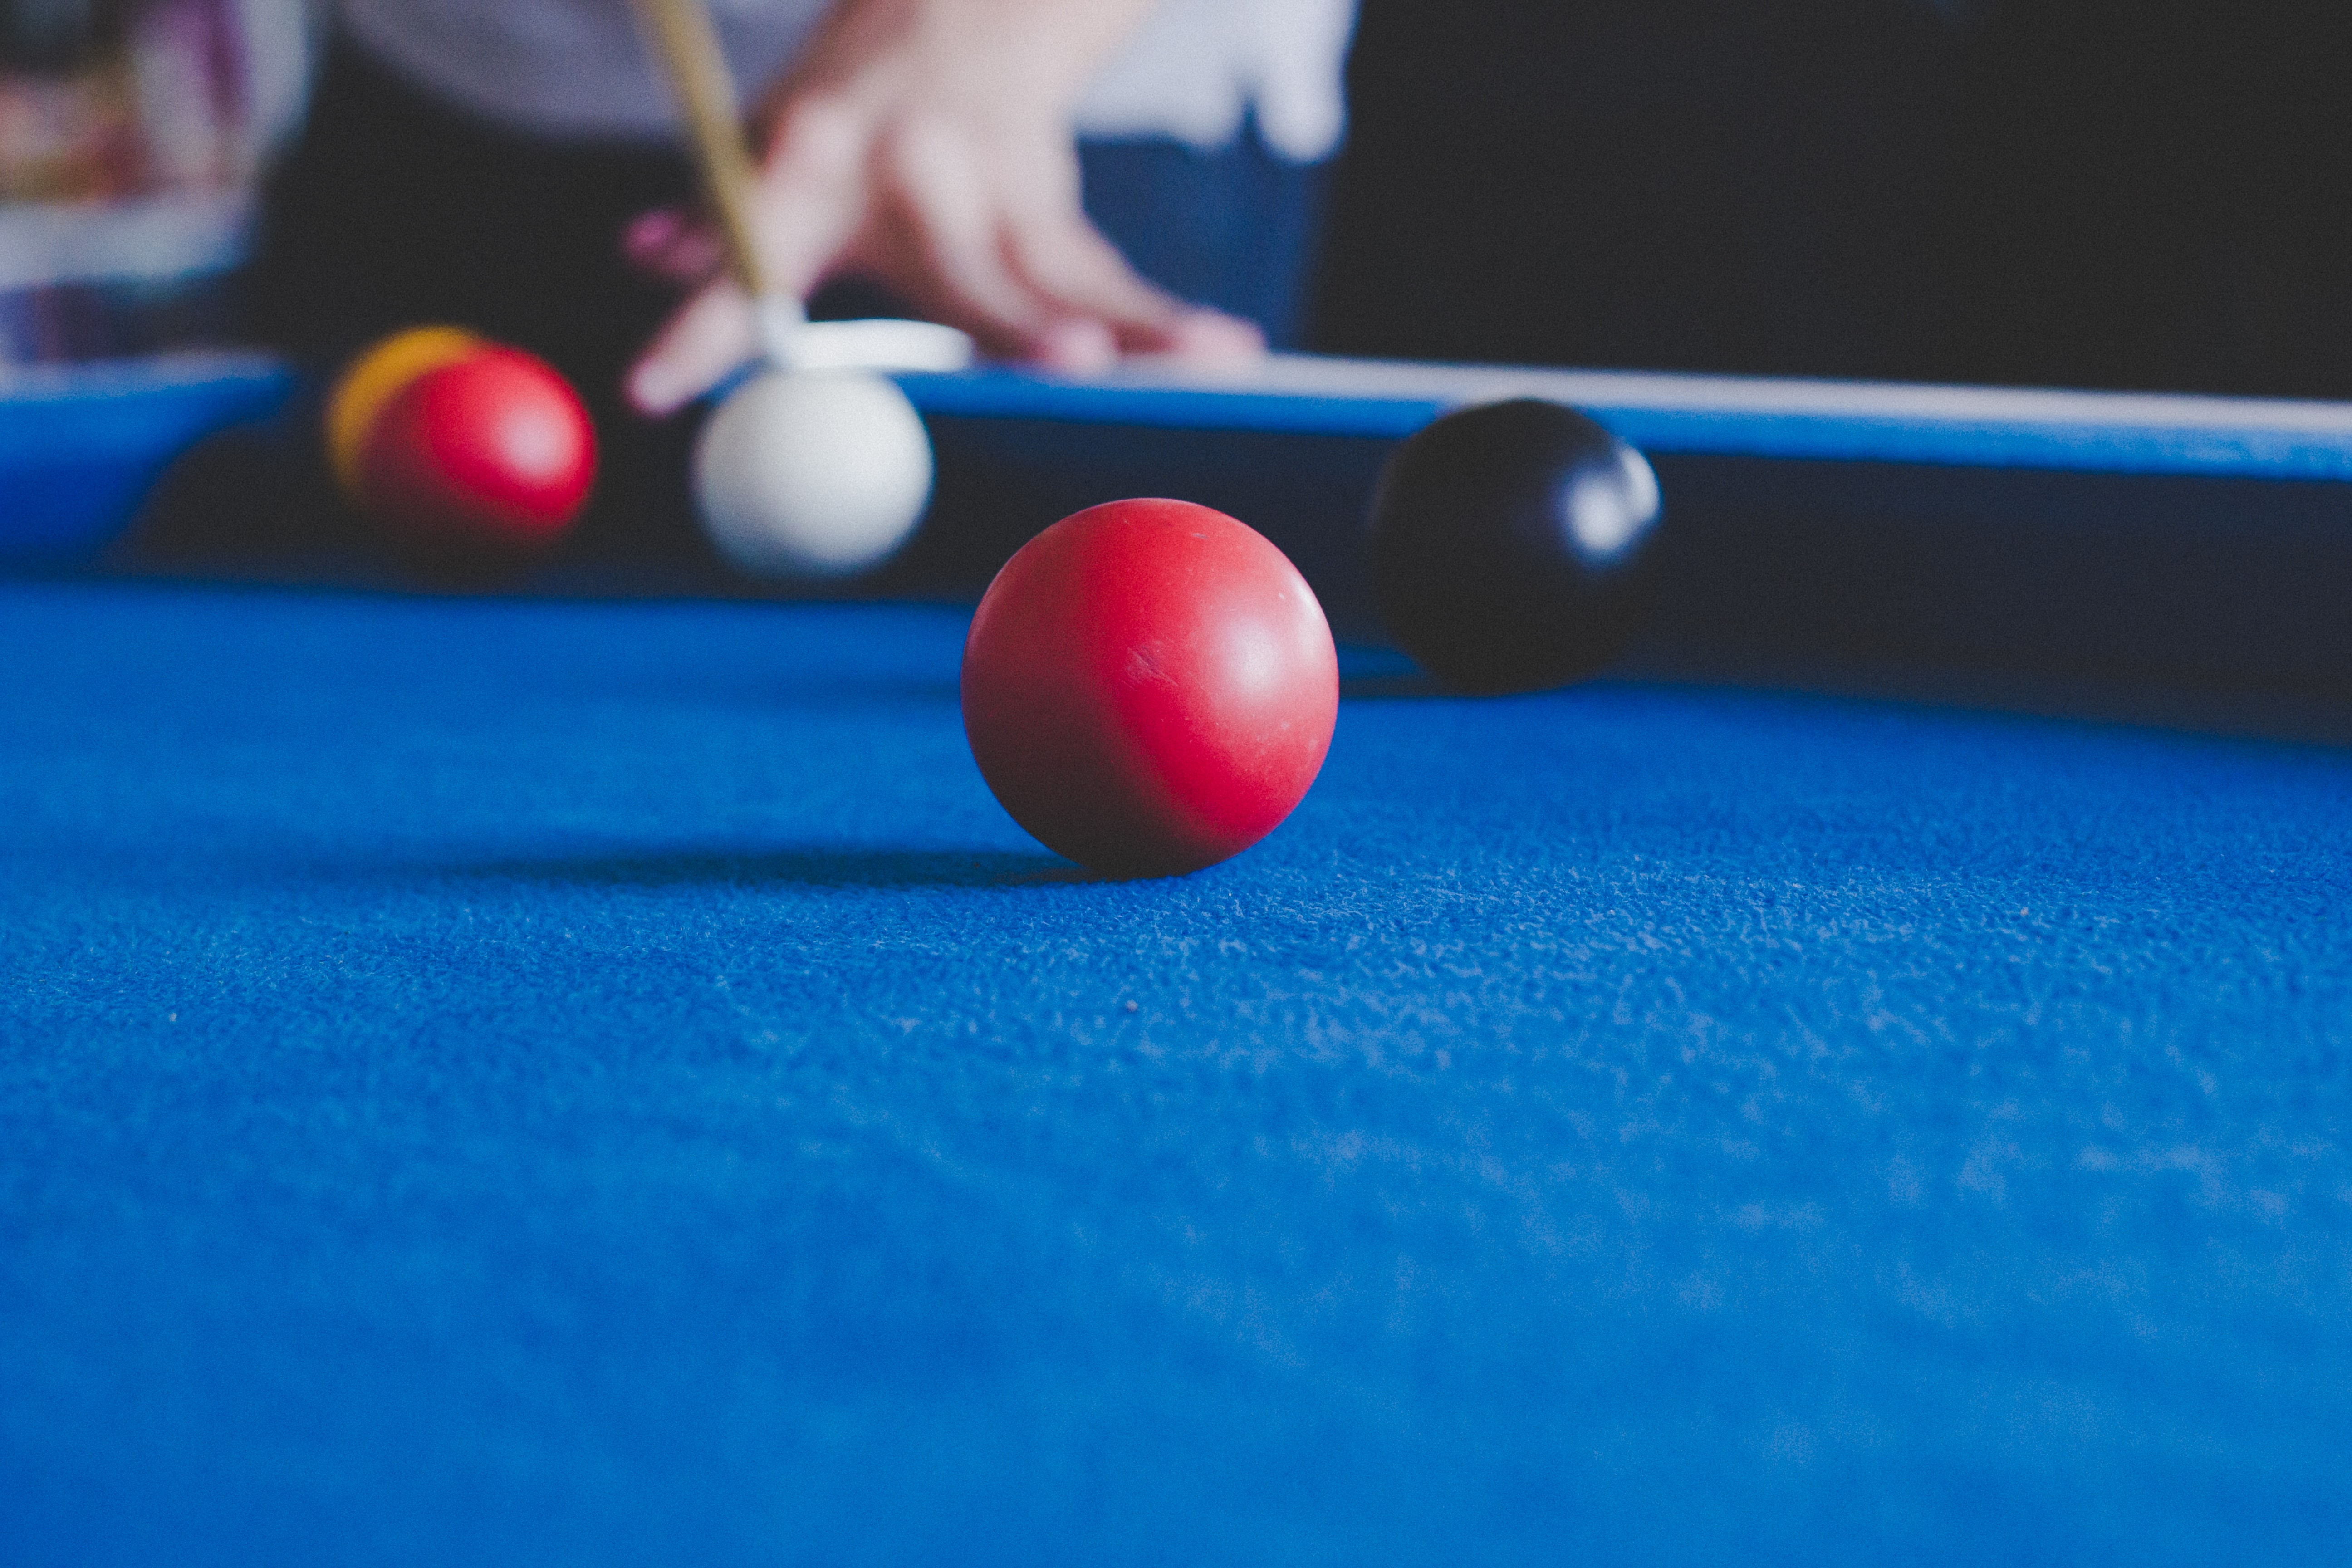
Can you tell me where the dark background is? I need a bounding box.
[1313,0,2352,400]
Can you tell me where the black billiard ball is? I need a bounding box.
[1367,398,1665,695]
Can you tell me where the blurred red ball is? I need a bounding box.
[358,345,595,562]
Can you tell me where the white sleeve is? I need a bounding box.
[1073,0,1358,162]
[336,0,826,137]
[338,0,1357,155]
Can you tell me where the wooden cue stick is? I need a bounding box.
[629,0,775,301]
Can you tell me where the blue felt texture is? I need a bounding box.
[3,583,2348,1566]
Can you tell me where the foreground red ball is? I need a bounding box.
[962,498,1339,878]
[358,345,595,562]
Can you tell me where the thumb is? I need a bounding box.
[627,278,761,416]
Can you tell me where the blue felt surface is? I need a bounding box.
[3,583,2349,1566]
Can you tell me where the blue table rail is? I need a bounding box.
[895,358,2352,698]
[0,353,294,561]
[904,354,2352,480]
[13,348,2352,698]
[16,349,2352,562]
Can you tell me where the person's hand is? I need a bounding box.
[625,0,1266,415]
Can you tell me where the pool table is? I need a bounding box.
[4,354,2350,1565]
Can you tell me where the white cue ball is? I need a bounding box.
[692,368,934,578]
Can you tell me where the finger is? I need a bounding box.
[746,98,872,297]
[1025,317,1119,374]
[1005,215,1183,342]
[1156,306,1268,365]
[875,231,1059,363]
[623,207,687,262]
[1004,214,1267,365]
[859,158,1072,362]
[627,279,759,415]
[622,208,729,284]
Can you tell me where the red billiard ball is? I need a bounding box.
[961,498,1339,878]
[357,344,596,564]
